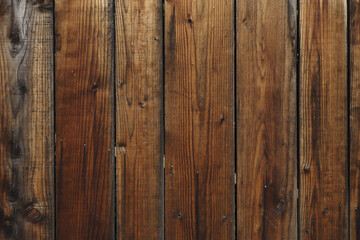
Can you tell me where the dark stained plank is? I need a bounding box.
[299,0,348,239]
[54,0,114,238]
[236,0,297,239]
[350,1,360,239]
[164,0,235,239]
[115,0,163,239]
[0,0,54,239]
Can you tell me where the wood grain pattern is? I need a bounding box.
[300,0,348,239]
[115,0,163,239]
[0,0,54,239]
[236,0,297,239]
[54,0,114,238]
[350,1,360,239]
[164,0,235,239]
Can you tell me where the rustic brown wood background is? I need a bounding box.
[0,0,358,239]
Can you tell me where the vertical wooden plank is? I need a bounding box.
[164,0,235,239]
[236,0,297,239]
[0,0,54,239]
[115,0,163,239]
[300,0,348,239]
[54,0,114,238]
[350,1,360,239]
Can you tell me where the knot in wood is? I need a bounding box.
[24,206,42,223]
[10,30,21,45]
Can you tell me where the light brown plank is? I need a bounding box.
[299,0,348,239]
[54,0,115,238]
[164,0,235,239]
[115,0,163,239]
[0,0,54,239]
[236,0,297,239]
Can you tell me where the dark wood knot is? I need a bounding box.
[10,143,22,159]
[24,206,42,223]
[8,188,19,202]
[10,30,21,45]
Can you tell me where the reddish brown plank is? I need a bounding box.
[350,1,360,239]
[115,0,163,239]
[0,0,54,238]
[164,0,235,239]
[55,0,115,238]
[300,0,348,239]
[236,0,297,239]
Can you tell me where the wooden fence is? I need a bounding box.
[0,0,358,239]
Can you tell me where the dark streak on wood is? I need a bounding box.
[121,152,126,240]
[195,170,199,240]
[261,185,267,240]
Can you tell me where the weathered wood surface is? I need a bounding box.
[236,0,297,239]
[1,0,359,239]
[115,0,163,239]
[54,0,115,238]
[0,0,54,239]
[164,0,235,239]
[300,0,348,239]
[351,1,360,239]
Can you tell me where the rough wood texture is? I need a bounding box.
[54,0,114,238]
[300,0,348,239]
[164,0,235,239]
[351,1,360,239]
[0,0,54,239]
[115,0,163,239]
[236,0,297,239]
